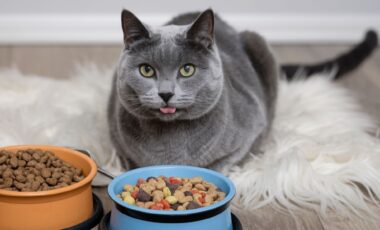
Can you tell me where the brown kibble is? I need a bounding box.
[73,175,84,182]
[26,149,35,154]
[44,151,53,157]
[18,160,26,167]
[2,168,13,178]
[24,182,32,189]
[26,160,37,167]
[64,170,74,178]
[31,181,41,191]
[41,168,51,178]
[10,157,18,168]
[0,155,7,164]
[59,175,72,184]
[52,172,62,179]
[32,153,41,161]
[21,153,32,162]
[35,162,46,170]
[40,155,48,163]
[14,181,25,190]
[35,176,45,184]
[75,168,81,176]
[62,162,71,168]
[26,174,35,182]
[46,178,57,186]
[56,182,69,188]
[52,160,62,168]
[0,149,83,192]
[31,168,40,176]
[13,169,24,177]
[3,177,13,187]
[16,175,26,183]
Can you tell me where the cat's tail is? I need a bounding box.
[281,30,378,80]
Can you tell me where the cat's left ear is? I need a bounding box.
[186,9,215,48]
[121,9,150,49]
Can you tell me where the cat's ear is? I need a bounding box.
[121,9,150,48]
[186,9,215,48]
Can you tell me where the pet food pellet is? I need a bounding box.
[137,188,152,202]
[173,190,185,200]
[179,196,193,204]
[124,184,134,192]
[177,205,185,211]
[195,183,206,191]
[41,168,51,178]
[118,175,226,211]
[10,157,18,169]
[163,187,171,197]
[0,149,84,192]
[123,195,136,205]
[190,177,203,184]
[144,201,155,209]
[15,175,26,183]
[46,178,58,186]
[186,201,202,210]
[165,196,178,204]
[21,153,32,162]
[184,191,192,196]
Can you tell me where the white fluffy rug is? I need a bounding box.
[1,66,380,227]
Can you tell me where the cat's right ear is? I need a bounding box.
[121,10,150,49]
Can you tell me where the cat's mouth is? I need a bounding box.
[159,106,177,114]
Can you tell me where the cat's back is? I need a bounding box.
[166,12,243,54]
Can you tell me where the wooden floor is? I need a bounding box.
[0,44,379,122]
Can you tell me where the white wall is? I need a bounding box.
[0,0,379,44]
[1,0,379,14]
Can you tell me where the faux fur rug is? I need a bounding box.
[1,66,380,228]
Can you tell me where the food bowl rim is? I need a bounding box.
[108,165,236,216]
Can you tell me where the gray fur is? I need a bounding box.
[108,10,278,170]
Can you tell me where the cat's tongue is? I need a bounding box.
[160,107,176,114]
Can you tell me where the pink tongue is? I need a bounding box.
[160,107,176,114]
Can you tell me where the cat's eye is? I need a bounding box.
[139,64,155,78]
[179,64,196,77]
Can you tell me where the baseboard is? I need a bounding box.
[0,13,379,44]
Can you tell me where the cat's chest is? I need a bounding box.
[123,116,226,154]
[118,94,265,167]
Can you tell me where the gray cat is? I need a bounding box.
[108,9,377,171]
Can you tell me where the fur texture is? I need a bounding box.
[1,67,379,225]
[229,75,380,222]
[108,11,275,171]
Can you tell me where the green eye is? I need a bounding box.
[139,64,155,77]
[179,64,195,77]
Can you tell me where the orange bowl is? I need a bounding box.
[0,145,97,230]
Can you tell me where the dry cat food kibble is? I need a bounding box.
[117,176,226,211]
[0,149,85,192]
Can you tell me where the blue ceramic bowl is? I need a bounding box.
[107,165,236,230]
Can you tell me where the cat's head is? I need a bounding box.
[116,9,223,121]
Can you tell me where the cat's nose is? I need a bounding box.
[158,92,174,103]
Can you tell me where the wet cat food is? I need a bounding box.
[117,176,226,210]
[0,149,84,192]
